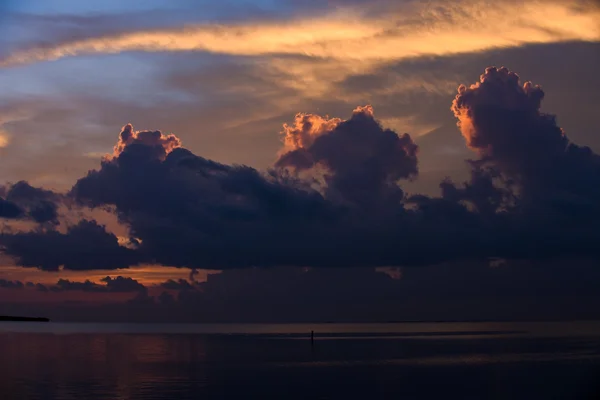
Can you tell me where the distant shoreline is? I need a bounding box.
[0,316,50,322]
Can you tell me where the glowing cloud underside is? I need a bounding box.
[0,1,598,68]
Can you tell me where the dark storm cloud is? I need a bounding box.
[69,114,471,269]
[3,66,600,271]
[35,283,48,292]
[336,42,600,197]
[0,197,23,219]
[422,65,600,261]
[5,262,600,323]
[160,279,196,291]
[54,278,105,292]
[45,276,146,293]
[452,66,600,212]
[0,181,60,223]
[0,219,141,271]
[437,163,516,216]
[0,279,24,289]
[109,262,600,322]
[72,144,343,268]
[100,276,146,292]
[421,66,600,260]
[157,291,176,305]
[5,180,56,203]
[276,105,418,207]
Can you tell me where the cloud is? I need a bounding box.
[40,276,147,293]
[100,276,147,292]
[0,198,23,219]
[147,262,600,322]
[160,279,196,291]
[1,0,597,69]
[4,261,600,322]
[418,66,600,260]
[35,283,48,292]
[1,42,595,201]
[276,105,418,207]
[113,123,181,160]
[157,291,176,305]
[54,278,105,292]
[0,219,141,271]
[55,99,527,269]
[71,130,344,268]
[3,181,60,223]
[452,66,600,213]
[0,180,62,223]
[3,65,600,272]
[66,111,477,269]
[189,268,199,282]
[0,279,24,289]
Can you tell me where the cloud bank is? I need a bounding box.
[1,66,600,271]
[27,276,146,293]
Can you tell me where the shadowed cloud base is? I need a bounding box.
[1,67,600,273]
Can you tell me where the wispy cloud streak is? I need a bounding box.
[1,1,598,68]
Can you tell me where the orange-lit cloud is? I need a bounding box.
[1,1,598,68]
[113,124,181,159]
[452,67,547,153]
[281,113,342,152]
[276,105,419,207]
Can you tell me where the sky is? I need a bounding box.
[0,0,599,322]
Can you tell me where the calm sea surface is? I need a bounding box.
[1,322,600,399]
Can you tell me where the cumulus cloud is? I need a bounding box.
[452,66,600,213]
[3,181,60,224]
[425,66,600,261]
[66,114,481,269]
[70,125,351,269]
[0,279,24,289]
[276,105,418,207]
[113,123,181,160]
[2,66,600,272]
[0,220,141,271]
[0,181,62,223]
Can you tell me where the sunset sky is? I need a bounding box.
[0,0,599,322]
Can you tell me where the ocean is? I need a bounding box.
[1,321,599,399]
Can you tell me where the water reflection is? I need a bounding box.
[1,324,600,399]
